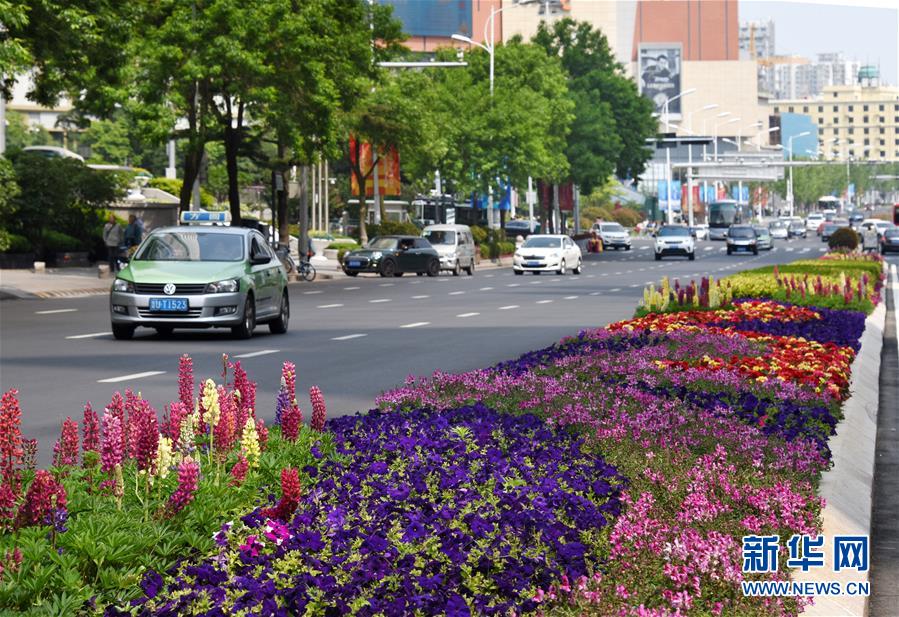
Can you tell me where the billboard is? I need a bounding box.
[638,43,683,120]
[381,0,472,38]
[349,137,401,197]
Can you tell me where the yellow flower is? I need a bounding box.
[155,436,174,479]
[241,417,261,468]
[201,379,220,428]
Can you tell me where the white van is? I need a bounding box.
[422,224,476,276]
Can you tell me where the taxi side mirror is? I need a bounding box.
[251,253,271,265]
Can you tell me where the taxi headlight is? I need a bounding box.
[113,278,133,293]
[205,279,240,293]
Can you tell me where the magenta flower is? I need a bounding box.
[82,402,100,454]
[231,361,256,427]
[100,412,124,474]
[167,457,200,516]
[166,401,190,446]
[213,385,237,453]
[55,416,79,467]
[16,469,66,528]
[255,418,269,449]
[134,400,159,473]
[229,452,249,486]
[309,386,327,432]
[281,401,301,441]
[238,534,264,557]
[178,354,194,411]
[105,391,126,456]
[0,389,23,487]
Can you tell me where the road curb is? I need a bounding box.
[795,267,888,616]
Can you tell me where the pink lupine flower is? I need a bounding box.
[124,389,141,458]
[0,482,17,525]
[105,391,126,454]
[166,401,190,446]
[16,469,66,528]
[213,386,237,452]
[178,354,194,411]
[281,362,297,407]
[281,401,301,441]
[255,418,269,449]
[0,389,23,486]
[309,386,327,432]
[167,456,200,516]
[231,361,256,425]
[134,400,159,473]
[82,403,100,454]
[55,417,79,467]
[100,411,124,474]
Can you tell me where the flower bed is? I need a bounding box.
[0,252,881,616]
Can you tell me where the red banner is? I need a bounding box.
[349,136,401,197]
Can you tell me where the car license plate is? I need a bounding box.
[149,298,188,312]
[526,261,541,267]
[348,260,361,267]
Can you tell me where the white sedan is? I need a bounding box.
[513,234,582,275]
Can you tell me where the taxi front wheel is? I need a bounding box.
[232,296,256,339]
[112,323,134,340]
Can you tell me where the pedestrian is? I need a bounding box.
[124,214,143,250]
[103,213,124,272]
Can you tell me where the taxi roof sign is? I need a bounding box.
[180,211,231,224]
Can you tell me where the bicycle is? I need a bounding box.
[297,256,316,281]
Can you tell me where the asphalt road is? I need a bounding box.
[0,235,856,463]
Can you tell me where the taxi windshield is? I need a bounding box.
[134,232,245,262]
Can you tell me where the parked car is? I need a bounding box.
[753,226,773,250]
[692,224,709,240]
[342,236,440,277]
[504,219,541,239]
[880,227,899,254]
[513,234,582,275]
[654,225,695,261]
[110,226,289,340]
[421,224,476,276]
[726,225,758,255]
[806,212,825,232]
[787,220,807,239]
[592,222,632,250]
[768,220,789,240]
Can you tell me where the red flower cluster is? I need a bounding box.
[310,386,327,432]
[262,467,301,521]
[0,389,23,486]
[167,457,200,516]
[229,453,249,486]
[16,470,66,528]
[178,354,194,411]
[82,403,100,454]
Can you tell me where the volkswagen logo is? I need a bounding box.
[163,283,176,296]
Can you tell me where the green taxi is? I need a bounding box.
[110,224,289,340]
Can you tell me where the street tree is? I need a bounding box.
[533,19,656,189]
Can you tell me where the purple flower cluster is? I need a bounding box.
[125,404,625,616]
[727,301,866,351]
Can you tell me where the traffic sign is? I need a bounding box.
[694,166,783,181]
[180,211,231,224]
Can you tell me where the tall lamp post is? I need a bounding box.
[786,130,812,217]
[658,89,696,224]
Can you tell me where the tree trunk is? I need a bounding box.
[179,149,199,212]
[223,101,244,226]
[276,138,289,247]
[299,165,309,257]
[358,171,369,245]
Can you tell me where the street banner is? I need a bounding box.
[638,43,683,119]
[681,184,700,210]
[536,181,575,212]
[730,185,750,203]
[349,136,401,197]
[658,180,682,211]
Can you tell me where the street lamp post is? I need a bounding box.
[658,89,696,224]
[787,130,812,217]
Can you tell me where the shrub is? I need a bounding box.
[482,240,516,259]
[470,225,488,245]
[0,231,31,253]
[366,221,420,238]
[326,241,358,251]
[148,178,214,209]
[42,230,84,253]
[828,227,859,251]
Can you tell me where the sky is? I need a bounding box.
[740,0,899,86]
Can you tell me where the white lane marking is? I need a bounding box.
[629,283,640,288]
[609,288,621,292]
[613,272,622,275]
[456,312,480,318]
[36,308,78,315]
[800,248,811,253]
[379,283,394,287]
[332,333,367,341]
[498,305,519,310]
[601,273,609,277]
[785,247,795,252]
[303,290,323,295]
[479,286,494,291]
[536,299,553,304]
[719,247,727,252]
[369,298,391,303]
[448,291,465,295]
[400,321,429,329]
[563,295,578,300]
[66,332,111,340]
[587,274,595,278]
[507,283,520,287]
[411,295,430,299]
[530,281,542,285]
[818,247,827,252]
[589,291,601,296]
[704,246,714,251]
[317,303,343,308]
[410,281,422,285]
[344,286,360,290]
[485,274,495,278]
[98,371,165,384]
[233,349,280,359]
[639,246,650,250]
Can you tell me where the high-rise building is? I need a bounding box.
[739,19,775,60]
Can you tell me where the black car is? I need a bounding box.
[820,223,842,241]
[787,220,806,238]
[881,228,899,254]
[342,235,441,277]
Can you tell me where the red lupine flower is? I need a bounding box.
[82,403,100,454]
[178,354,194,411]
[106,391,126,454]
[214,386,237,453]
[196,382,208,435]
[281,402,301,441]
[281,362,297,408]
[229,452,249,486]
[255,418,269,449]
[262,467,301,521]
[0,481,17,525]
[167,457,200,516]
[166,401,190,446]
[55,417,79,467]
[100,411,124,474]
[0,389,23,486]
[310,386,327,432]
[21,439,36,473]
[16,470,66,528]
[231,361,256,425]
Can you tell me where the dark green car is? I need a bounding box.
[342,235,441,277]
[110,226,289,340]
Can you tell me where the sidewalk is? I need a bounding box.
[0,267,112,300]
